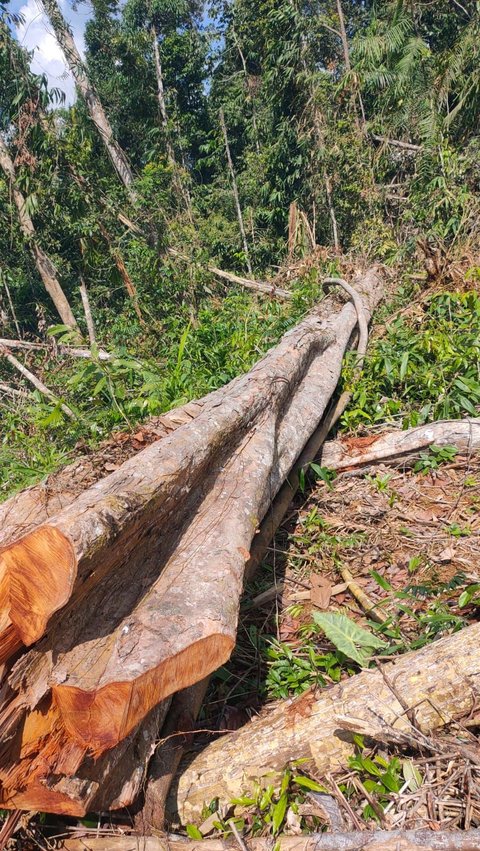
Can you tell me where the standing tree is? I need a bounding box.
[40,0,138,202]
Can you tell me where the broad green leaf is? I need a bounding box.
[293,775,325,791]
[370,570,392,591]
[186,825,203,839]
[272,792,288,834]
[313,612,386,666]
[403,760,422,791]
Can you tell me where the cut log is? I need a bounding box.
[321,418,480,471]
[0,694,171,815]
[0,267,384,813]
[60,829,480,851]
[0,396,225,549]
[170,620,480,822]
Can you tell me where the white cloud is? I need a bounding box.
[15,0,88,105]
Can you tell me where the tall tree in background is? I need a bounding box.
[40,0,138,201]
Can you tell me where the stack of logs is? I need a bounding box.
[0,265,479,839]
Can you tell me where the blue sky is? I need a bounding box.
[10,0,89,102]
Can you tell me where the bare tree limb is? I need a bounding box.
[0,346,76,418]
[79,276,96,346]
[219,108,253,276]
[371,134,423,152]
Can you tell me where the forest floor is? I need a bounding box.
[197,450,480,835]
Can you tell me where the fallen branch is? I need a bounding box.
[170,620,480,822]
[209,265,292,299]
[321,418,480,471]
[61,828,480,851]
[0,381,26,399]
[0,347,76,419]
[167,248,292,299]
[339,565,387,624]
[0,337,111,360]
[371,134,423,152]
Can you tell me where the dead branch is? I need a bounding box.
[0,346,75,418]
[0,337,111,360]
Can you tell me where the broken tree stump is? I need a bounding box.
[0,267,384,814]
[170,620,480,822]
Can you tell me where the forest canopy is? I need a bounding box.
[1,0,480,498]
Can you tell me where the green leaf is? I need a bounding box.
[293,775,325,791]
[312,612,387,666]
[272,792,288,835]
[402,760,422,791]
[400,351,409,380]
[186,825,203,839]
[370,570,392,591]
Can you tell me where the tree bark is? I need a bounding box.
[171,620,480,822]
[0,135,78,329]
[40,0,137,202]
[150,26,193,219]
[79,276,96,346]
[60,829,480,851]
[0,268,384,811]
[219,108,253,276]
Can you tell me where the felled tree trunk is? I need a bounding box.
[61,829,480,851]
[320,418,480,471]
[171,620,480,823]
[0,267,383,814]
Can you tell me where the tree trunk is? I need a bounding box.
[151,25,193,218]
[40,0,137,202]
[335,0,365,129]
[219,108,253,276]
[61,829,480,851]
[320,418,480,471]
[0,135,78,329]
[79,276,96,345]
[0,385,251,550]
[152,24,177,168]
[171,620,480,822]
[0,268,384,812]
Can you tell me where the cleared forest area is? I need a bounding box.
[1,0,480,848]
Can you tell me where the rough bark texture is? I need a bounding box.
[0,135,78,329]
[0,380,257,548]
[171,621,480,822]
[138,679,210,832]
[61,830,480,851]
[40,0,137,200]
[0,268,384,812]
[320,418,480,471]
